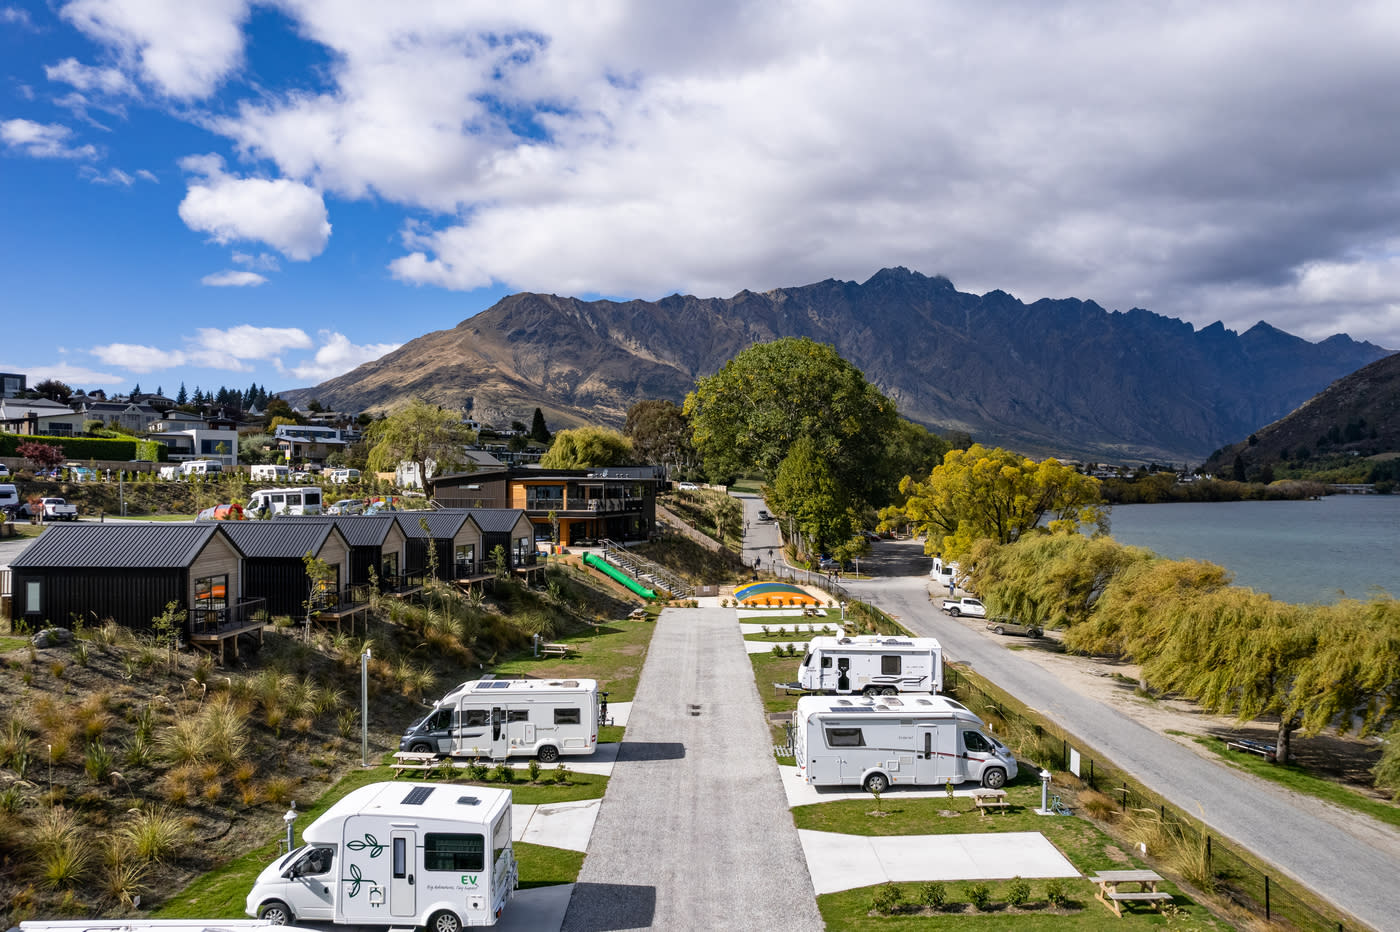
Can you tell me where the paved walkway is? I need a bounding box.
[562,606,823,931]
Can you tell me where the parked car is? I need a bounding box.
[23,497,79,521]
[986,616,1042,637]
[327,498,365,515]
[818,557,847,572]
[757,509,772,521]
[677,481,699,491]
[0,464,9,477]
[942,596,986,618]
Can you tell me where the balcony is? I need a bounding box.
[188,597,267,638]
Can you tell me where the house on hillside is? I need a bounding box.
[430,467,658,545]
[0,396,85,437]
[272,424,350,465]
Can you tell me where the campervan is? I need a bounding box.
[179,459,223,478]
[797,635,943,695]
[930,555,963,590]
[329,468,361,484]
[399,678,600,763]
[246,781,517,929]
[794,694,1018,792]
[158,464,182,480]
[245,487,323,516]
[250,464,291,482]
[0,483,18,515]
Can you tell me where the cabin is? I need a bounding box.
[275,514,414,591]
[4,523,265,658]
[393,510,488,583]
[458,508,543,581]
[218,520,355,619]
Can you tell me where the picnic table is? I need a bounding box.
[391,751,438,776]
[541,642,573,658]
[1089,869,1172,917]
[971,788,1010,814]
[1226,737,1277,761]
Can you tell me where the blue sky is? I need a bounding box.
[4,2,1400,402]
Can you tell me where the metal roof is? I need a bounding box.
[10,523,227,569]
[459,508,528,533]
[219,520,337,559]
[273,514,397,546]
[394,511,475,539]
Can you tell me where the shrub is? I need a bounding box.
[1079,789,1118,821]
[123,806,186,863]
[918,881,947,909]
[84,741,115,784]
[966,881,992,911]
[871,882,903,914]
[122,734,153,768]
[770,644,783,657]
[467,759,489,781]
[492,763,515,784]
[1005,876,1031,908]
[527,760,541,783]
[262,776,296,805]
[1045,877,1071,907]
[101,838,149,908]
[553,763,570,784]
[33,807,91,889]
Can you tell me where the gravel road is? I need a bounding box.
[562,606,822,932]
[845,539,1400,932]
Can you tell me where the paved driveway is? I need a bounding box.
[845,538,1400,932]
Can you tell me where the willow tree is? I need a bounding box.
[1064,557,1232,659]
[539,426,633,468]
[1138,589,1317,762]
[893,444,1106,562]
[365,399,474,493]
[972,534,1152,631]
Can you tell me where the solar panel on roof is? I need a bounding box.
[402,786,435,805]
[473,680,511,689]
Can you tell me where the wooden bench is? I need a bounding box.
[541,642,572,658]
[1226,738,1277,761]
[1090,870,1171,917]
[391,751,438,776]
[971,788,1010,814]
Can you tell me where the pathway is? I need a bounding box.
[561,606,823,931]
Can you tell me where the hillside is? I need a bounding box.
[283,269,1391,464]
[1203,351,1400,481]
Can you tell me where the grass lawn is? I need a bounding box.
[1188,733,1400,830]
[729,478,765,494]
[749,650,803,717]
[0,636,28,651]
[157,763,608,917]
[491,617,656,702]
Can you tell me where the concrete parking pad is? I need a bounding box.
[798,830,1080,894]
[745,639,808,654]
[497,883,575,932]
[777,764,997,807]
[513,800,600,852]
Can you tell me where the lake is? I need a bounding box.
[1103,495,1400,604]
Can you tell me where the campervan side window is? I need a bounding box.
[463,709,489,727]
[507,710,529,723]
[554,708,581,725]
[825,727,865,748]
[492,812,511,864]
[424,709,451,731]
[821,657,832,669]
[393,837,408,878]
[964,731,993,753]
[881,655,902,675]
[425,833,484,871]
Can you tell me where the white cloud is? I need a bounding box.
[1,7,35,28]
[81,165,133,185]
[58,0,250,100]
[90,325,314,373]
[0,361,122,388]
[231,250,279,271]
[45,57,137,96]
[178,153,331,260]
[89,342,174,372]
[201,269,266,287]
[281,331,400,383]
[136,168,156,182]
[0,119,98,159]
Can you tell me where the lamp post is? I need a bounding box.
[360,648,371,767]
[1039,768,1052,814]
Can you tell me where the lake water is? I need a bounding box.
[1104,496,1400,605]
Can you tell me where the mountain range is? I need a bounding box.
[285,268,1393,464]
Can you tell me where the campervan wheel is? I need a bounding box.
[429,910,463,932]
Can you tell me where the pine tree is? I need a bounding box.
[176,383,188,405]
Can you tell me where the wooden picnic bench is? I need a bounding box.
[1225,738,1277,762]
[541,642,573,658]
[1090,870,1172,917]
[390,751,439,776]
[971,788,1010,814]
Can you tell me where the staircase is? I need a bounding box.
[599,539,694,599]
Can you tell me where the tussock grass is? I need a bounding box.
[101,838,149,908]
[122,806,187,863]
[32,807,91,889]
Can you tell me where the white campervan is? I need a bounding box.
[930,555,963,590]
[794,694,1018,792]
[246,487,323,516]
[250,464,291,482]
[247,781,517,929]
[329,468,361,484]
[798,635,943,695]
[399,678,600,763]
[0,483,18,515]
[180,459,223,478]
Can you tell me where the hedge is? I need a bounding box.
[0,433,168,462]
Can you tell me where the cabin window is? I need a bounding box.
[25,580,41,613]
[554,708,581,725]
[382,552,399,579]
[964,731,993,753]
[507,710,529,723]
[463,709,489,727]
[825,727,865,748]
[881,655,901,675]
[425,833,484,871]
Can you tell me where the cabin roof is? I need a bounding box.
[10,523,228,569]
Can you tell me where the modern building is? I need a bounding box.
[0,396,86,436]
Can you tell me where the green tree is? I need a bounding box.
[714,495,744,549]
[878,419,951,495]
[365,399,475,493]
[767,435,856,556]
[683,338,898,504]
[972,534,1153,632]
[238,432,275,465]
[539,426,633,468]
[624,399,695,475]
[891,444,1106,562]
[33,379,73,403]
[530,408,552,443]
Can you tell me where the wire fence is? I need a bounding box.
[944,666,1356,932]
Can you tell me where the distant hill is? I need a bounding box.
[283,268,1391,463]
[1203,351,1400,478]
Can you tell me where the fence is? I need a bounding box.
[943,665,1355,932]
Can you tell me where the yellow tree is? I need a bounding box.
[539,426,633,468]
[1064,556,1231,659]
[972,534,1152,632]
[896,444,1106,562]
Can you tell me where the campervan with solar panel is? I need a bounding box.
[246,781,517,929]
[797,635,943,695]
[398,678,600,763]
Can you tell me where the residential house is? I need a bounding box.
[273,423,350,465]
[431,467,658,545]
[0,373,26,399]
[148,409,241,466]
[0,396,86,437]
